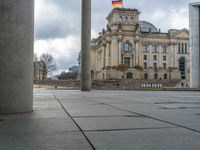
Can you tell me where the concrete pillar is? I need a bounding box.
[0,0,34,114]
[190,2,200,88]
[81,0,91,91]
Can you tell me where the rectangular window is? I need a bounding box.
[163,55,167,61]
[164,74,168,79]
[124,57,131,68]
[144,62,147,70]
[152,46,157,53]
[144,73,148,80]
[178,43,181,53]
[163,63,167,70]
[144,55,147,61]
[163,46,167,53]
[154,74,158,79]
[185,43,187,54]
[181,43,184,54]
[153,63,157,70]
[143,45,148,52]
[153,55,157,61]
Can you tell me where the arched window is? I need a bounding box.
[130,17,134,22]
[125,17,128,22]
[91,70,94,79]
[122,42,132,52]
[179,57,186,79]
[126,73,133,79]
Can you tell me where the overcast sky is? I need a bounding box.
[34,0,197,75]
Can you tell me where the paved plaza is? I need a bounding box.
[0,89,200,150]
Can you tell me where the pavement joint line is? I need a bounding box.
[72,115,143,118]
[160,107,200,110]
[51,90,96,150]
[83,127,178,132]
[155,102,200,104]
[92,100,200,134]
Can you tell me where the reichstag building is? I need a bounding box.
[90,8,189,82]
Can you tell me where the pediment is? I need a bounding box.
[172,29,189,38]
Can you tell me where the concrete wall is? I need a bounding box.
[190,2,200,87]
[34,79,181,90]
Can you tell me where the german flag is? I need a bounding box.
[112,0,123,7]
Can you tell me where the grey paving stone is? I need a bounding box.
[0,118,79,133]
[85,128,200,150]
[60,100,133,117]
[0,132,92,150]
[1,89,200,150]
[104,100,200,131]
[75,116,174,131]
[0,110,70,119]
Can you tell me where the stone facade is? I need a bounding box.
[90,8,190,83]
[34,61,47,80]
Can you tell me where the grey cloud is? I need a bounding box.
[35,0,196,72]
[35,0,197,40]
[46,0,81,13]
[35,17,70,39]
[35,0,81,40]
[55,52,79,71]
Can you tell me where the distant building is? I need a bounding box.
[48,76,59,80]
[34,61,47,80]
[69,65,79,73]
[89,8,190,82]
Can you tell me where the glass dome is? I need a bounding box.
[139,21,159,33]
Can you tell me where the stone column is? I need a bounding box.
[111,36,119,67]
[135,42,139,66]
[149,45,153,67]
[0,0,34,114]
[158,45,162,68]
[102,41,106,68]
[174,44,178,68]
[102,48,105,69]
[105,41,110,67]
[118,41,122,64]
[170,44,175,68]
[81,0,91,91]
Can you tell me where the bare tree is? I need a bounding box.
[40,53,57,73]
[33,53,38,61]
